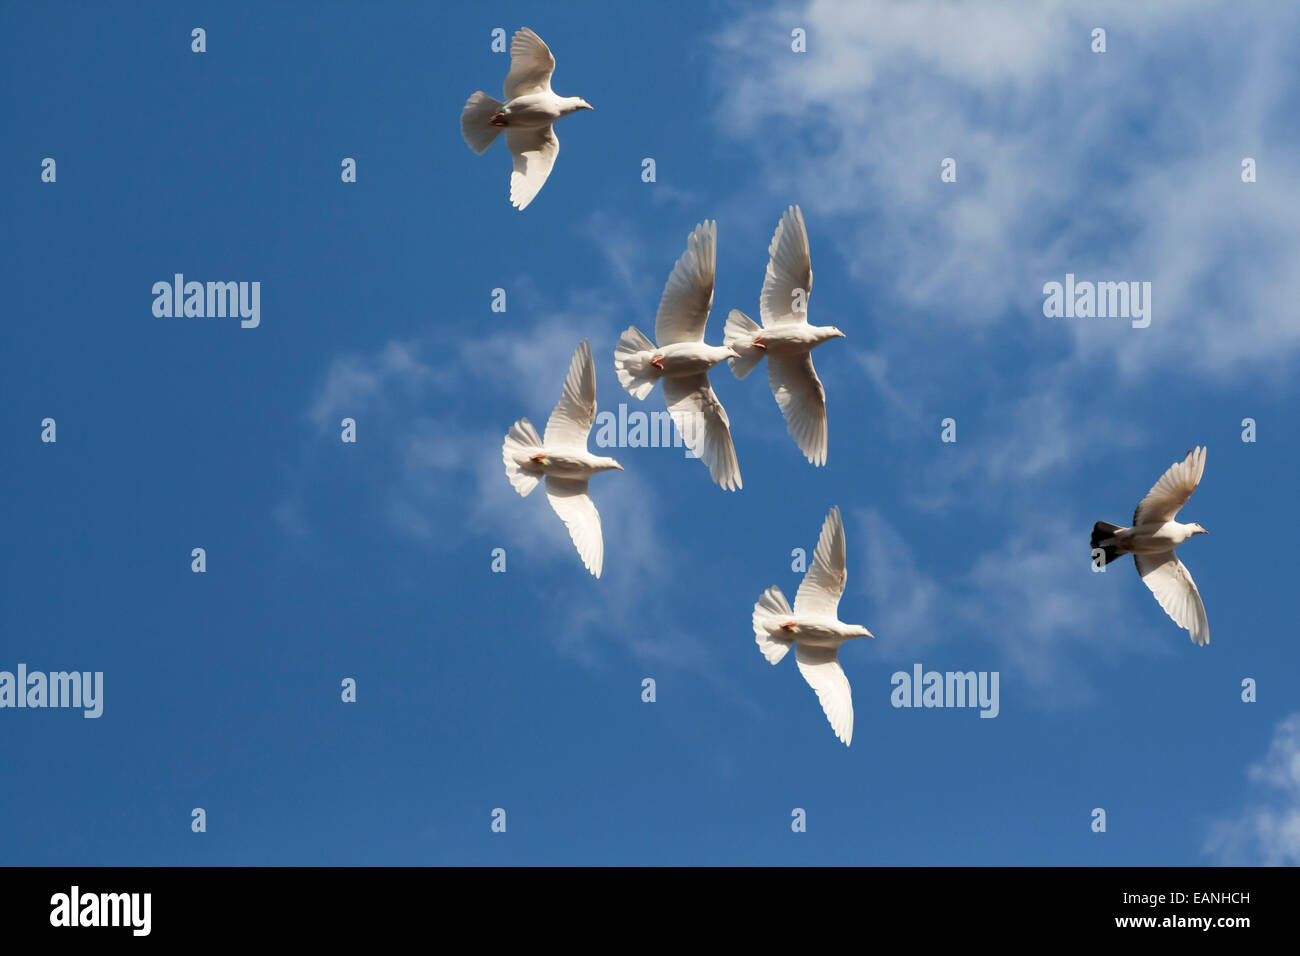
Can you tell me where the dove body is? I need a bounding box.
[512,449,622,481]
[1124,520,1207,553]
[757,613,872,650]
[736,322,846,356]
[624,341,737,378]
[494,92,591,128]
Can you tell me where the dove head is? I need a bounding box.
[565,97,594,114]
[850,625,874,640]
[1190,523,1208,536]
[597,456,623,473]
[817,325,847,343]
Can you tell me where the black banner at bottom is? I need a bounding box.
[0,866,1282,941]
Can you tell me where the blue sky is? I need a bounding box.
[2,0,1299,865]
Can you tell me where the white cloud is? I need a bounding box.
[959,517,1165,698]
[713,0,1300,381]
[851,349,922,424]
[927,382,1143,499]
[281,312,687,670]
[852,508,943,658]
[459,314,596,418]
[702,0,1257,698]
[308,341,437,432]
[846,500,1170,701]
[1205,713,1300,864]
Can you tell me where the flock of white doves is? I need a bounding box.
[463,28,1214,745]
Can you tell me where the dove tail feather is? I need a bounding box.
[724,309,764,380]
[753,586,794,664]
[462,92,505,154]
[1090,521,1127,565]
[503,418,543,497]
[614,326,660,400]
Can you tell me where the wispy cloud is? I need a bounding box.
[308,340,440,433]
[851,349,923,424]
[905,382,1145,516]
[848,504,1166,702]
[852,508,943,658]
[958,517,1166,698]
[279,300,716,674]
[706,2,1264,697]
[712,0,1300,382]
[1205,713,1300,864]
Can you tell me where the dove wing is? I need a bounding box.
[795,644,853,746]
[1135,551,1209,645]
[662,372,741,491]
[507,126,559,211]
[1134,446,1206,525]
[503,27,556,99]
[544,340,596,450]
[760,205,813,328]
[794,506,847,617]
[544,476,603,578]
[767,352,828,465]
[655,221,717,346]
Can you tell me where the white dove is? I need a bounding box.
[613,220,742,491]
[752,506,874,746]
[461,26,593,210]
[1091,446,1210,645]
[725,205,846,466]
[502,340,622,578]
